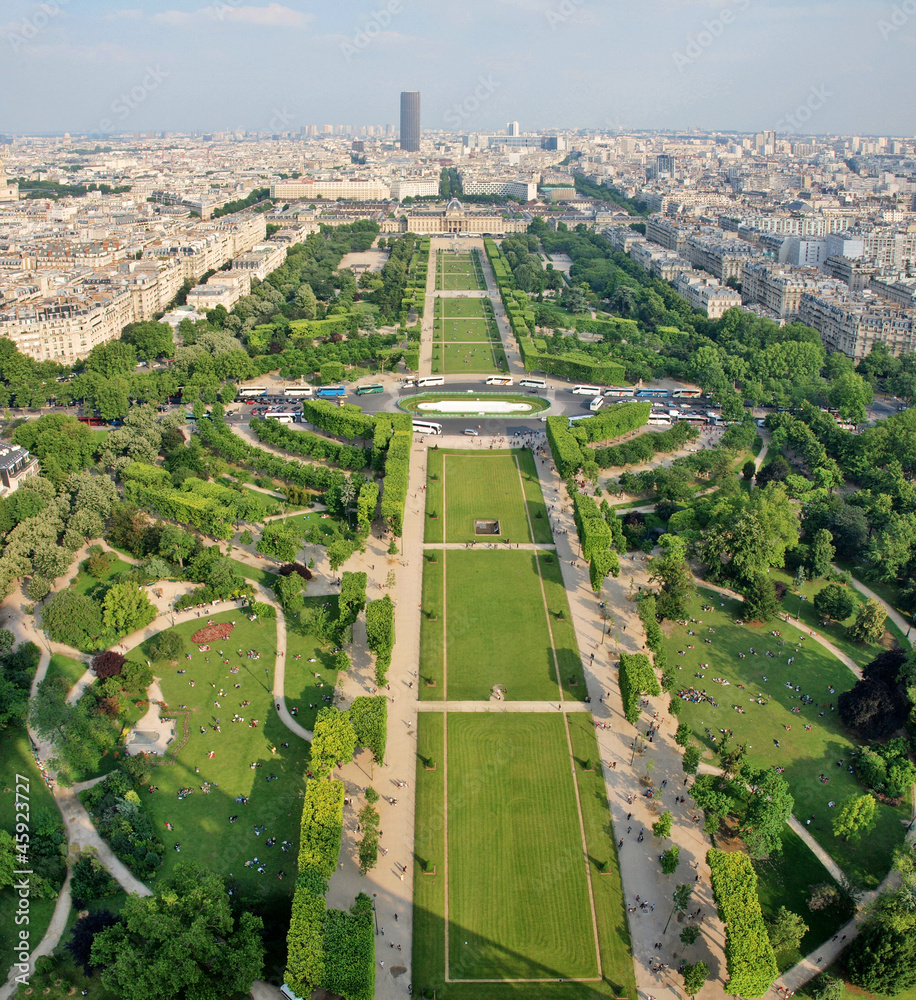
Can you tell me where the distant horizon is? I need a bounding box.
[1,0,914,136]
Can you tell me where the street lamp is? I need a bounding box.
[372,893,379,934]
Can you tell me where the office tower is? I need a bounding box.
[507,121,520,136]
[655,154,675,177]
[400,91,421,152]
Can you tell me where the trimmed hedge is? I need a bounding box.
[707,849,779,997]
[286,885,327,999]
[350,695,387,764]
[619,652,660,725]
[365,595,395,685]
[378,415,412,536]
[323,894,375,1000]
[573,494,620,592]
[546,416,584,480]
[299,399,377,440]
[572,401,650,444]
[592,421,698,468]
[297,778,345,883]
[250,417,370,470]
[356,481,378,535]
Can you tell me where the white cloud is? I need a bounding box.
[102,9,144,20]
[151,3,313,29]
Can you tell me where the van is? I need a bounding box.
[463,428,479,436]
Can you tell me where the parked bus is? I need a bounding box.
[355,383,384,395]
[571,384,602,396]
[636,388,669,399]
[672,388,702,399]
[589,396,605,412]
[485,376,513,386]
[238,386,268,398]
[402,377,417,387]
[518,377,547,389]
[679,412,708,425]
[647,415,672,426]
[411,420,443,435]
[603,387,636,398]
[316,386,346,398]
[283,386,314,397]
[417,376,445,388]
[265,411,296,423]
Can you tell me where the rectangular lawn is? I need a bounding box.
[444,549,561,700]
[444,298,490,319]
[446,714,599,981]
[439,318,494,343]
[434,342,506,376]
[442,451,536,544]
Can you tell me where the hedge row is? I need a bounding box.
[574,316,641,339]
[546,415,585,479]
[516,338,627,385]
[298,399,377,441]
[322,895,375,1000]
[592,420,698,469]
[365,595,395,685]
[618,652,660,725]
[707,849,779,998]
[350,695,387,764]
[297,778,345,883]
[378,416,412,536]
[356,480,379,535]
[123,467,236,540]
[572,401,650,443]
[573,494,620,592]
[637,594,668,676]
[251,417,371,470]
[338,571,367,629]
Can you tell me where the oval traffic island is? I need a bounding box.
[399,392,550,417]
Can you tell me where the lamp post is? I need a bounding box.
[372,893,379,935]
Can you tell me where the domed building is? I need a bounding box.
[381,196,528,235]
[0,160,19,202]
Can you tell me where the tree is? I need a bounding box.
[310,707,357,778]
[683,745,701,776]
[257,522,302,563]
[0,829,16,890]
[742,573,781,622]
[158,524,196,568]
[273,571,306,614]
[67,909,120,975]
[742,768,793,858]
[102,582,157,637]
[847,599,888,644]
[833,793,877,841]
[41,590,108,651]
[649,553,695,621]
[660,845,681,875]
[846,921,916,995]
[682,961,709,997]
[70,849,116,907]
[92,650,126,679]
[652,811,672,838]
[808,528,836,580]
[813,582,855,622]
[807,974,844,1000]
[742,460,756,481]
[90,861,264,1000]
[147,630,185,661]
[30,680,116,786]
[828,370,873,425]
[839,649,911,740]
[680,925,700,947]
[766,906,808,954]
[675,723,691,748]
[120,321,175,361]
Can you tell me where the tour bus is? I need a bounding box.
[679,412,708,425]
[518,377,547,389]
[417,376,445,388]
[672,388,702,399]
[316,386,346,398]
[636,388,669,399]
[603,387,636,398]
[485,376,513,386]
[647,414,672,426]
[283,386,314,397]
[238,386,268,398]
[412,419,443,435]
[264,411,296,423]
[571,384,602,396]
[355,383,384,395]
[589,395,605,412]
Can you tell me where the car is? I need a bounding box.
[244,399,256,405]
[463,428,478,436]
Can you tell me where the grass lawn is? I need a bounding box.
[70,555,133,599]
[537,552,588,700]
[228,556,278,591]
[439,318,495,343]
[666,589,909,886]
[419,553,444,699]
[282,595,342,733]
[447,714,598,980]
[0,726,62,968]
[440,451,540,544]
[45,653,88,690]
[425,449,445,544]
[413,713,636,998]
[125,609,310,907]
[240,486,284,520]
[771,569,898,668]
[444,298,491,319]
[444,550,562,701]
[433,342,507,376]
[752,824,850,971]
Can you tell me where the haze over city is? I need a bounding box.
[2,0,916,135]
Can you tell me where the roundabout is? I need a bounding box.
[399,392,551,417]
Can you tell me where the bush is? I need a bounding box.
[279,562,313,580]
[619,652,660,725]
[147,629,185,661]
[92,650,126,679]
[813,582,855,621]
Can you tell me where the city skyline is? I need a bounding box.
[0,0,914,136]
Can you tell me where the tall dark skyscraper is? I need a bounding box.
[400,91,421,152]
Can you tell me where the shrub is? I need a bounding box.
[147,630,185,661]
[92,651,126,679]
[279,562,313,580]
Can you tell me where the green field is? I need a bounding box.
[282,595,342,732]
[420,553,445,697]
[444,298,491,319]
[432,342,508,376]
[436,252,485,292]
[71,554,134,599]
[413,713,636,999]
[439,318,495,343]
[426,449,550,544]
[125,608,312,905]
[45,653,88,690]
[667,590,909,885]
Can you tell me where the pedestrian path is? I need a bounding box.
[838,567,912,638]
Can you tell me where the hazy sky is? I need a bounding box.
[1,0,914,137]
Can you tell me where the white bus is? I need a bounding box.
[604,387,636,398]
[571,384,602,396]
[412,420,443,436]
[485,376,513,386]
[648,415,672,426]
[672,388,702,399]
[238,386,267,398]
[589,396,605,412]
[417,376,445,388]
[283,386,314,397]
[264,411,295,423]
[519,377,547,389]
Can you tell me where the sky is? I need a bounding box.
[0,0,914,137]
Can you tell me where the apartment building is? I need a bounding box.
[684,235,761,283]
[601,226,645,254]
[270,180,392,201]
[798,290,916,359]
[0,446,38,496]
[459,177,538,201]
[674,272,742,319]
[740,261,829,319]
